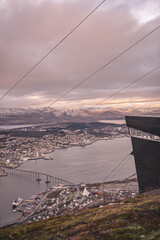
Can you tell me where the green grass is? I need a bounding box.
[1,194,160,240]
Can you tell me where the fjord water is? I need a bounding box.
[20,137,135,183]
[0,137,135,226]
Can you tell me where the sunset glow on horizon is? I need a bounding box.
[0,0,159,109]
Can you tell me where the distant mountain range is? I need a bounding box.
[0,107,159,125]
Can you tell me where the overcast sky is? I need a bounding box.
[0,0,160,109]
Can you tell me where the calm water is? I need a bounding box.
[0,137,135,226]
[0,124,40,130]
[98,120,125,124]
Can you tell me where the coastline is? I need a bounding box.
[0,137,133,227]
[22,135,129,163]
[3,134,129,170]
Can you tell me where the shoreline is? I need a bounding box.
[3,136,130,171]
[3,135,129,170]
[0,137,133,227]
[22,135,129,163]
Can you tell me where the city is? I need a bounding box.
[10,179,138,225]
[0,122,128,168]
[0,0,160,238]
[0,121,139,226]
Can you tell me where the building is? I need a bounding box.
[125,116,160,193]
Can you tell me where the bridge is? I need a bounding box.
[5,167,76,188]
[1,167,79,227]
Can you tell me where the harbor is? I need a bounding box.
[0,122,128,169]
[0,137,136,226]
[9,179,138,226]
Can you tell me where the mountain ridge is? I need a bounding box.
[0,107,159,125]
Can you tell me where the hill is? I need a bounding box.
[1,194,160,240]
[0,107,159,125]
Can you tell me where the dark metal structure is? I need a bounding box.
[125,116,160,193]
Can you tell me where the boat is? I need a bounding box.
[28,157,42,161]
[12,197,23,209]
[0,169,8,177]
[42,156,54,160]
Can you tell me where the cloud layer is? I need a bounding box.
[0,0,160,108]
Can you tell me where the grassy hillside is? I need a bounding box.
[1,194,160,240]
